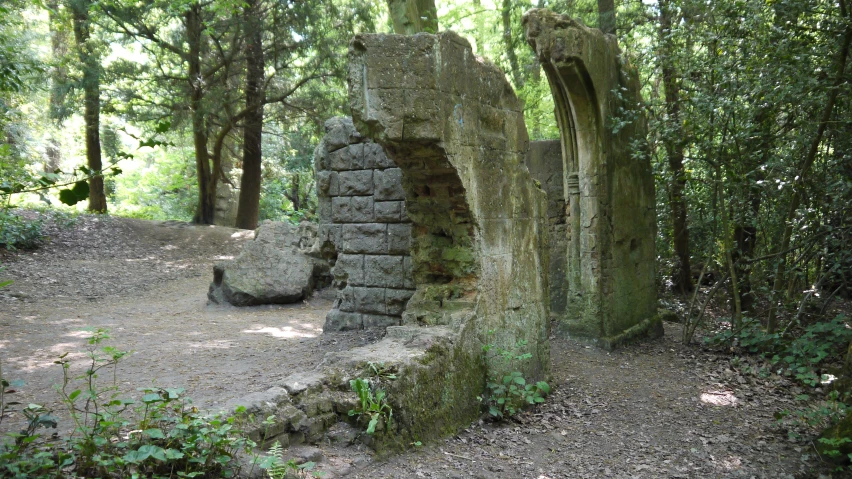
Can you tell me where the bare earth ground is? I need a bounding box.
[0,213,828,478]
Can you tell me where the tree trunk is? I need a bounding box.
[501,0,524,89]
[767,0,852,332]
[186,3,215,224]
[71,0,106,213]
[386,0,438,34]
[235,0,265,231]
[659,0,692,294]
[597,0,616,35]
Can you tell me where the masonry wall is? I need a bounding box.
[314,117,415,331]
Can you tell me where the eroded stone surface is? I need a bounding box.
[524,9,659,347]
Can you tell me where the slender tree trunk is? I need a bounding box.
[71,0,106,213]
[597,0,616,35]
[290,174,300,212]
[659,0,692,294]
[502,0,524,88]
[767,0,851,332]
[186,3,215,224]
[386,0,438,34]
[235,0,265,230]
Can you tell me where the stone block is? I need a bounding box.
[316,171,332,195]
[334,254,364,285]
[362,313,402,328]
[328,145,352,170]
[323,116,360,152]
[386,288,414,316]
[337,286,356,312]
[349,196,375,223]
[317,197,332,224]
[363,255,404,288]
[374,168,405,200]
[353,287,386,315]
[366,142,395,168]
[281,371,325,396]
[375,201,403,222]
[341,223,387,254]
[347,143,368,169]
[339,170,374,196]
[331,197,351,223]
[387,223,411,254]
[323,309,362,331]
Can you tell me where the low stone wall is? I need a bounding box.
[314,118,415,331]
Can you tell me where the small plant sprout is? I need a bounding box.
[348,378,393,434]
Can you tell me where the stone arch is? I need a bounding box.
[541,49,606,337]
[525,9,661,347]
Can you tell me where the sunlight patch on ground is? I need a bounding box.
[700,389,738,406]
[231,230,254,239]
[10,350,86,372]
[124,257,157,262]
[185,340,234,350]
[65,330,96,339]
[242,326,317,339]
[717,455,742,470]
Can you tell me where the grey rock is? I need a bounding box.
[208,221,330,306]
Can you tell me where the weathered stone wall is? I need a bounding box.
[314,117,415,332]
[525,140,568,317]
[348,30,550,447]
[524,9,660,348]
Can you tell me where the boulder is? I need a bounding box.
[208,221,330,306]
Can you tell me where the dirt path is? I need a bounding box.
[0,213,822,478]
[0,214,378,434]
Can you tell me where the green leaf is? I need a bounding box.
[58,188,80,206]
[142,393,162,403]
[155,120,171,133]
[68,389,81,402]
[366,416,378,434]
[71,180,89,200]
[144,428,166,439]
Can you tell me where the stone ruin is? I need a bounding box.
[314,117,415,332]
[232,10,661,454]
[524,9,660,347]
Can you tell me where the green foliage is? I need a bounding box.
[709,314,852,387]
[776,390,852,470]
[0,328,256,479]
[0,211,43,250]
[480,339,550,419]
[258,441,318,479]
[347,378,392,435]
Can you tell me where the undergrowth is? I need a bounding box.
[709,313,852,470]
[0,328,258,478]
[479,337,550,420]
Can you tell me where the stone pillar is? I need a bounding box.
[314,117,415,331]
[525,9,661,348]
